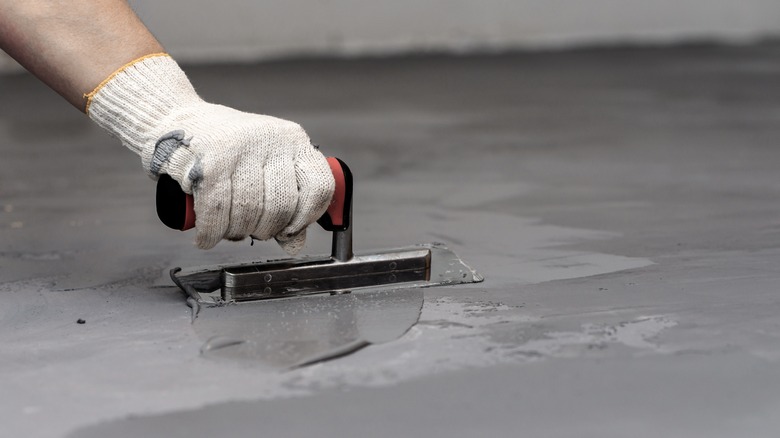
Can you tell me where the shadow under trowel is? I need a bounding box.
[192,287,424,369]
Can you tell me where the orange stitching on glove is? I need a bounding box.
[83,52,170,114]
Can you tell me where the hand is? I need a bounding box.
[86,54,334,253]
[151,110,334,253]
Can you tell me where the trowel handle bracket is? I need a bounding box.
[156,156,354,262]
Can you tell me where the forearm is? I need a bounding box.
[0,0,163,111]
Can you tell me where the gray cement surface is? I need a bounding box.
[2,43,780,437]
[194,287,424,368]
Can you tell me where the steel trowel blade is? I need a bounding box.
[170,242,482,305]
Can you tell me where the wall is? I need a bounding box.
[2,0,780,72]
[132,0,780,61]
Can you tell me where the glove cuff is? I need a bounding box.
[85,54,202,173]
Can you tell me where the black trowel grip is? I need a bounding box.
[156,157,353,233]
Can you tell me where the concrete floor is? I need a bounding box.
[3,43,780,437]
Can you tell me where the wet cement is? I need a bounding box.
[194,288,423,368]
[3,43,780,437]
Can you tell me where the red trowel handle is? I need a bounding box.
[156,157,353,233]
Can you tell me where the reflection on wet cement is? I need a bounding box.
[193,287,424,368]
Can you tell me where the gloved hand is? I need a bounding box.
[85,53,334,253]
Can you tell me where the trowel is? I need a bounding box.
[156,157,483,308]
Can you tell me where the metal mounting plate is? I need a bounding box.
[170,242,482,305]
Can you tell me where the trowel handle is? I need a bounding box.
[156,157,353,233]
[317,157,353,232]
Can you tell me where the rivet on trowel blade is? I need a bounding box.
[264,274,272,282]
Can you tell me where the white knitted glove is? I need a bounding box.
[85,54,334,253]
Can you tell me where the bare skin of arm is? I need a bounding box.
[0,0,163,112]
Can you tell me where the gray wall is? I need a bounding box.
[131,0,780,62]
[2,0,780,71]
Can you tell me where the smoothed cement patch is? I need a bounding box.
[194,288,424,368]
